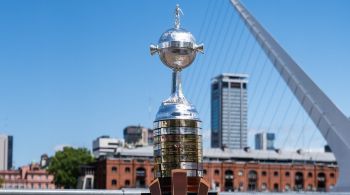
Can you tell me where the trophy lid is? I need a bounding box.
[158,27,196,50]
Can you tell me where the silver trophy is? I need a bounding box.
[150,4,204,121]
[149,4,205,194]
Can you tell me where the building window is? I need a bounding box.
[111,166,117,173]
[247,170,257,191]
[308,172,313,178]
[203,169,207,175]
[285,171,290,177]
[112,179,117,186]
[238,170,243,176]
[222,82,229,88]
[330,173,335,178]
[38,183,41,189]
[214,169,220,175]
[125,167,131,173]
[224,170,234,191]
[295,172,304,191]
[261,171,267,176]
[230,82,241,88]
[274,171,279,177]
[273,183,279,192]
[136,167,146,188]
[125,180,130,187]
[317,172,327,192]
[212,83,219,90]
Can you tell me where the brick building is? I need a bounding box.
[94,146,337,192]
[0,163,55,189]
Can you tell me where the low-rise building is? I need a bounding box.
[93,136,123,158]
[0,163,55,189]
[94,146,338,192]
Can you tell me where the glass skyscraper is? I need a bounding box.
[211,73,248,149]
[255,132,275,150]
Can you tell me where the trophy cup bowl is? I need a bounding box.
[150,28,204,71]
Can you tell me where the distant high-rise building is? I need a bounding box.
[92,136,123,158]
[211,73,248,149]
[255,132,275,150]
[123,126,152,146]
[0,135,13,170]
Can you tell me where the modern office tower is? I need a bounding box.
[123,126,151,146]
[92,136,123,158]
[0,135,13,170]
[255,132,275,150]
[211,73,248,149]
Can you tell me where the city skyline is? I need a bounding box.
[0,0,349,167]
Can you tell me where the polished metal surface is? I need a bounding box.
[153,120,201,128]
[153,127,201,136]
[150,5,203,71]
[155,58,200,122]
[150,4,204,179]
[153,119,203,177]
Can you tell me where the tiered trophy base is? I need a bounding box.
[144,169,216,195]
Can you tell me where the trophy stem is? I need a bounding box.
[171,70,183,97]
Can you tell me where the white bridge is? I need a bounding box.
[229,0,350,192]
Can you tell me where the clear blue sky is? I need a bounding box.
[0,0,349,167]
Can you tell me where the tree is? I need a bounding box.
[0,176,4,188]
[48,147,94,189]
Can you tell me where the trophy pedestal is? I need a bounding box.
[145,169,213,195]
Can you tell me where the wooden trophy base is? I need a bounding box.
[144,169,217,195]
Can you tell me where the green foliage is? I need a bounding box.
[0,176,4,188]
[48,147,94,189]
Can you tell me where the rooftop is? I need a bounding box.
[111,146,336,163]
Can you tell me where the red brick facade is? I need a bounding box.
[95,158,338,192]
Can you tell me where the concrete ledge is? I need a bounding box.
[0,190,350,195]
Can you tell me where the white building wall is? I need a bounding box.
[92,136,123,158]
[0,135,9,170]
